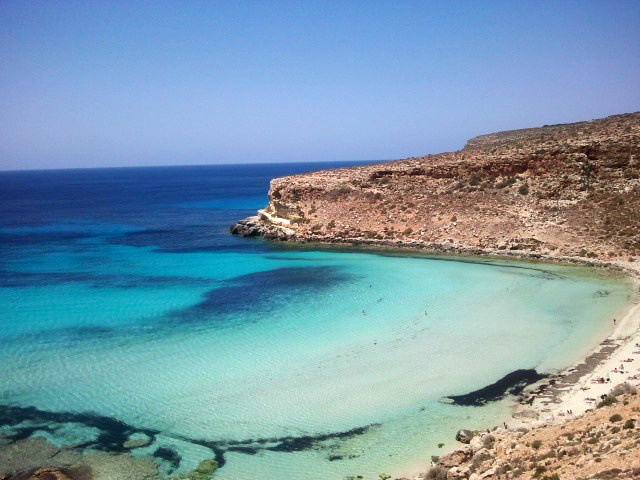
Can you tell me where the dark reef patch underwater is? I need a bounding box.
[165,266,353,323]
[445,369,548,406]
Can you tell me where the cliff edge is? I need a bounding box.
[232,112,640,263]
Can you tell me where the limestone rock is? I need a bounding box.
[437,446,471,467]
[455,429,474,444]
[469,435,484,453]
[233,112,640,263]
[123,432,151,449]
[229,216,263,237]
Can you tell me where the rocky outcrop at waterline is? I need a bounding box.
[427,389,640,480]
[232,112,640,263]
[229,215,294,240]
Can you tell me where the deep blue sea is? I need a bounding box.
[0,162,633,479]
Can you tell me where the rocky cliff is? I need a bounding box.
[232,112,640,262]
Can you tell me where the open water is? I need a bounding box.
[0,162,632,479]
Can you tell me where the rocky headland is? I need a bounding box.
[232,112,640,479]
[232,112,640,269]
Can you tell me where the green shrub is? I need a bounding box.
[533,465,547,477]
[623,419,635,429]
[609,414,623,422]
[496,177,517,188]
[532,439,542,449]
[597,396,618,408]
[426,466,448,480]
[518,184,529,195]
[611,383,637,396]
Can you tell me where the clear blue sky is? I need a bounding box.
[1,1,639,170]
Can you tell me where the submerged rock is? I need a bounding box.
[123,432,152,449]
[0,437,159,480]
[11,467,74,480]
[168,458,217,480]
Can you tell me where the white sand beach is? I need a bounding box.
[513,262,640,428]
[403,261,640,480]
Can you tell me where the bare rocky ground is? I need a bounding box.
[237,112,640,264]
[420,388,639,480]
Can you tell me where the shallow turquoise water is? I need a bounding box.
[0,164,633,479]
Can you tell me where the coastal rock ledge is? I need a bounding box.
[230,215,295,240]
[428,390,640,480]
[232,112,640,264]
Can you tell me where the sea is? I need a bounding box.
[0,162,633,479]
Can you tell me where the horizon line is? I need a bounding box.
[0,158,392,174]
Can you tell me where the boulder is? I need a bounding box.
[480,467,496,478]
[455,429,474,443]
[437,446,472,468]
[123,432,151,449]
[230,217,263,237]
[469,435,484,453]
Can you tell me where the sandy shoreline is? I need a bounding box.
[511,271,640,427]
[412,259,638,479]
[283,238,640,479]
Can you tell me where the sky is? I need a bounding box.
[1,1,639,170]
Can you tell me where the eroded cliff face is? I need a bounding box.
[234,112,640,261]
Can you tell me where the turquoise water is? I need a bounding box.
[0,164,633,479]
